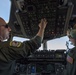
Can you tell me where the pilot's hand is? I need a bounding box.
[39,18,47,30]
[36,18,47,40]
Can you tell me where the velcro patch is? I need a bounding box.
[10,41,21,47]
[67,55,73,64]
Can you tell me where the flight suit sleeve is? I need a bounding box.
[61,50,74,75]
[0,36,41,62]
[70,47,76,75]
[23,36,42,55]
[64,48,76,75]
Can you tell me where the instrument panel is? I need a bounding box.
[13,50,66,75]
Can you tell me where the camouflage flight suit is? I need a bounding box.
[0,36,41,75]
[62,47,76,75]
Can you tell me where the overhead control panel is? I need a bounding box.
[10,0,73,40]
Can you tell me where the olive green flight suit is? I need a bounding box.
[62,47,76,75]
[0,36,41,75]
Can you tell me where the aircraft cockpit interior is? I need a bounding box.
[5,0,76,75]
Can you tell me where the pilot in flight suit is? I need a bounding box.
[62,29,76,75]
[0,17,47,75]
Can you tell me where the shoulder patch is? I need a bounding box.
[10,41,22,47]
[67,55,73,64]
